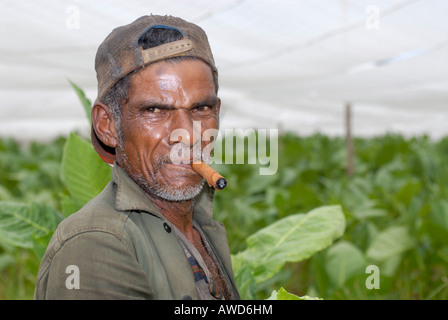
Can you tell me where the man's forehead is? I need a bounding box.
[128,60,215,97]
[156,74,182,91]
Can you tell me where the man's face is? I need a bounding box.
[116,59,220,201]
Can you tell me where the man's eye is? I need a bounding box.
[195,106,211,112]
[148,107,161,113]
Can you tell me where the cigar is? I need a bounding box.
[191,161,227,190]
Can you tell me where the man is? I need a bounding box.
[35,15,240,300]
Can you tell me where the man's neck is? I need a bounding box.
[116,161,198,241]
[145,191,196,242]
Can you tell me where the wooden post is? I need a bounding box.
[345,103,355,176]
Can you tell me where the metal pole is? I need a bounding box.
[346,102,354,176]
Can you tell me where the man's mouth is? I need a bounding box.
[168,153,203,165]
[166,158,203,168]
[169,143,204,165]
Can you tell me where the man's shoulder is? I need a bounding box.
[56,181,129,244]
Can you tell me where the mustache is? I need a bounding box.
[159,145,210,166]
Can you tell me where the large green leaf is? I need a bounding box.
[423,200,448,245]
[0,201,61,249]
[366,226,415,262]
[68,79,92,126]
[61,133,112,206]
[233,205,345,285]
[325,240,366,288]
[228,256,256,300]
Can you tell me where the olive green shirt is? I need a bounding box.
[34,164,239,300]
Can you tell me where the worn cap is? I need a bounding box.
[92,15,216,164]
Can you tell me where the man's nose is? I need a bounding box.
[169,109,201,146]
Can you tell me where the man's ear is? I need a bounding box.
[91,101,118,149]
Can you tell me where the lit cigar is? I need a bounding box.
[191,161,227,190]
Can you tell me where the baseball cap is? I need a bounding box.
[91,15,217,164]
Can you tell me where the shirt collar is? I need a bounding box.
[111,162,215,222]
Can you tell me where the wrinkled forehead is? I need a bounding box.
[126,59,217,107]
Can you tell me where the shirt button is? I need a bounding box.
[163,223,171,233]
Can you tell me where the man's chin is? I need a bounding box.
[119,159,205,202]
[133,173,205,202]
[152,180,205,202]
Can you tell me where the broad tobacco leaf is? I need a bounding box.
[232,205,345,287]
[61,133,112,206]
[0,201,61,250]
[366,225,415,262]
[68,79,92,126]
[325,240,366,288]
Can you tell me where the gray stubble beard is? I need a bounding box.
[117,141,208,202]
